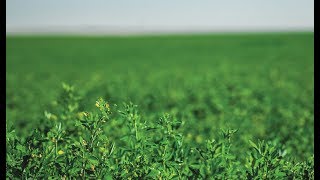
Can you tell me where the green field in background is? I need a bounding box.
[6,32,314,178]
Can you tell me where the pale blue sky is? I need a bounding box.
[6,0,314,32]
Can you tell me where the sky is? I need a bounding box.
[6,0,314,33]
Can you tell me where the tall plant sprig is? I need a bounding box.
[116,102,153,179]
[75,97,114,179]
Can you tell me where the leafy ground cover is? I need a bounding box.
[6,32,314,179]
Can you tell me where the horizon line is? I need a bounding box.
[6,25,314,36]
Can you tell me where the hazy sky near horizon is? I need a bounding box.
[6,0,314,31]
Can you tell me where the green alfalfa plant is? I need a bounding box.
[192,129,239,179]
[58,83,81,116]
[114,102,154,179]
[282,155,314,179]
[7,120,45,179]
[6,83,314,179]
[40,83,82,136]
[6,88,116,179]
[6,125,27,179]
[114,104,184,179]
[74,97,114,179]
[31,123,67,178]
[7,126,61,179]
[246,140,287,179]
[142,113,185,179]
[18,83,81,178]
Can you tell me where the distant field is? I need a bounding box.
[6,32,314,179]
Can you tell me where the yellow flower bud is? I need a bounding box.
[195,135,203,143]
[99,147,106,153]
[58,150,64,155]
[82,140,87,146]
[51,114,58,121]
[95,101,100,108]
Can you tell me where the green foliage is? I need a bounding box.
[6,33,314,179]
[6,84,314,179]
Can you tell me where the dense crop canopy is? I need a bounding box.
[6,33,314,179]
